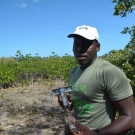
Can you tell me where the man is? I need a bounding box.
[58,25,135,135]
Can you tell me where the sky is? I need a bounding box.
[0,0,135,58]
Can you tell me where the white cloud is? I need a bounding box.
[14,1,27,8]
[20,3,27,8]
[32,0,39,3]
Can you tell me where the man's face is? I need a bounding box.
[73,36,100,68]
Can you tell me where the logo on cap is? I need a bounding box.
[79,27,88,30]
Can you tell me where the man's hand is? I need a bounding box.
[58,92,72,108]
[65,121,73,135]
[73,121,96,135]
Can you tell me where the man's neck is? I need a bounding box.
[80,57,97,70]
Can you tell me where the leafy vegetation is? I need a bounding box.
[0,50,77,88]
[112,0,135,17]
[0,47,135,97]
[102,0,135,97]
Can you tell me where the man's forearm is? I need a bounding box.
[98,115,134,135]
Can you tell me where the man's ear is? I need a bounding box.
[96,43,100,52]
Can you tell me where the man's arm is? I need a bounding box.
[73,95,135,135]
[98,95,135,135]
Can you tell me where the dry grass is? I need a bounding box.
[0,79,67,135]
[0,79,134,135]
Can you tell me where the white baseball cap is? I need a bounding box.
[67,25,99,41]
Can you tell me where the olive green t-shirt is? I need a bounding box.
[68,58,133,130]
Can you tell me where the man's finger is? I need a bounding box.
[74,121,84,131]
[57,95,62,101]
[66,92,72,97]
[73,131,80,135]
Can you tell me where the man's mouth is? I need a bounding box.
[76,55,86,60]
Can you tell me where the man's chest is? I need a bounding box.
[69,69,106,101]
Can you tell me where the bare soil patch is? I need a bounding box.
[0,79,67,135]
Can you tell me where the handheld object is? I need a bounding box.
[52,86,76,132]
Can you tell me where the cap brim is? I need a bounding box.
[67,33,80,38]
[67,33,96,41]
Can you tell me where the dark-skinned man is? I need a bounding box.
[58,25,135,135]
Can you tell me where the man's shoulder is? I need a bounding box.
[96,57,123,74]
[96,57,116,69]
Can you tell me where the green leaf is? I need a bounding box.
[50,113,54,118]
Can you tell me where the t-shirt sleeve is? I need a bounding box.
[104,66,133,101]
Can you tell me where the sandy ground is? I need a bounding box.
[0,79,67,135]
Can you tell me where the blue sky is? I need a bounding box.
[0,0,135,58]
